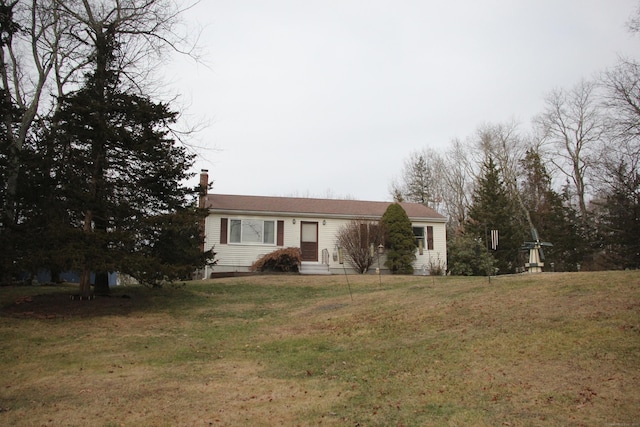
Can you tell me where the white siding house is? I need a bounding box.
[200,176,447,276]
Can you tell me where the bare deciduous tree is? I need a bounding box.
[473,121,537,234]
[627,2,640,34]
[335,219,385,274]
[1,0,197,225]
[601,59,640,176]
[390,147,445,210]
[440,138,474,234]
[54,0,198,96]
[535,79,605,218]
[1,0,65,227]
[474,121,527,189]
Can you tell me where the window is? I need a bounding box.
[413,226,424,246]
[413,226,434,251]
[229,219,276,244]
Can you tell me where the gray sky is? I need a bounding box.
[169,0,639,202]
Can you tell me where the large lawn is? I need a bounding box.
[1,271,639,426]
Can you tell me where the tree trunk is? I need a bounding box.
[92,211,110,295]
[79,268,92,298]
[79,209,93,297]
[88,27,111,297]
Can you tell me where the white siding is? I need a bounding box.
[205,213,447,275]
[412,221,447,275]
[205,214,283,272]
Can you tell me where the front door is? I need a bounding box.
[300,221,318,262]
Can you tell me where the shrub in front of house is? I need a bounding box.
[335,218,385,273]
[381,203,417,274]
[250,247,302,273]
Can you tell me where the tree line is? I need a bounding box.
[2,1,637,287]
[0,1,213,294]
[391,10,640,274]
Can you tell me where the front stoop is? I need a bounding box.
[299,263,331,275]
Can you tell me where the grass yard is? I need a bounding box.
[1,271,639,426]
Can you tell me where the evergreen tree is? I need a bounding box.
[596,162,640,269]
[43,33,209,296]
[402,153,433,205]
[0,87,26,281]
[391,148,444,209]
[0,0,23,238]
[123,206,215,287]
[466,158,524,274]
[0,3,27,282]
[519,149,584,271]
[381,203,416,274]
[0,0,208,293]
[8,120,73,282]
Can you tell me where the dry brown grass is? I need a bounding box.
[1,271,639,426]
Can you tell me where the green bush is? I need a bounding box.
[381,203,416,274]
[447,234,496,276]
[250,247,302,272]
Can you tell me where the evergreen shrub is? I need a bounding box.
[381,203,417,274]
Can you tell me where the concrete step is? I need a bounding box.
[300,263,331,275]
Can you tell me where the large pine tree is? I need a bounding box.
[466,157,524,274]
[519,149,583,271]
[39,31,209,296]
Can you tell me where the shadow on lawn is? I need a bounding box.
[1,285,177,319]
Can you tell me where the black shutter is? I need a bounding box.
[277,220,284,246]
[220,218,228,244]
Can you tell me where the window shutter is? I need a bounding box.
[220,218,228,244]
[426,226,434,250]
[277,220,284,246]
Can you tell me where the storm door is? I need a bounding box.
[300,221,318,262]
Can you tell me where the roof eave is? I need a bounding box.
[206,208,447,223]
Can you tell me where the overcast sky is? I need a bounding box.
[168,0,639,202]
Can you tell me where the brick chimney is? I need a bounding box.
[198,169,209,209]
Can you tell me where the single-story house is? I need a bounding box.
[199,173,447,276]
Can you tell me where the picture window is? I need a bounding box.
[229,219,275,244]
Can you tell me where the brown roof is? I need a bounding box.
[204,194,446,221]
